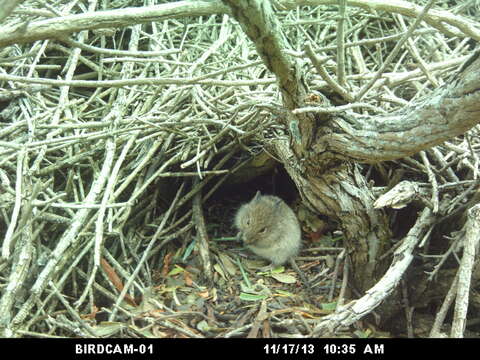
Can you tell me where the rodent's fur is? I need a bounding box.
[234,191,301,265]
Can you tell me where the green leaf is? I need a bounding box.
[196,320,210,332]
[320,301,337,311]
[182,240,196,261]
[168,265,184,276]
[354,329,372,338]
[270,273,297,284]
[213,263,226,280]
[258,266,285,276]
[275,289,295,297]
[236,257,252,288]
[92,322,124,337]
[270,266,285,274]
[239,292,268,302]
[218,253,237,276]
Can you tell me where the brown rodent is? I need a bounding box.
[234,191,301,265]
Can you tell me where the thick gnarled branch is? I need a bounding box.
[222,0,314,153]
[316,51,480,163]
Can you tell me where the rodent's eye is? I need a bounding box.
[259,227,267,234]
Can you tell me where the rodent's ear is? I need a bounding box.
[253,191,262,201]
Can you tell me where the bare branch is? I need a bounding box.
[317,51,480,163]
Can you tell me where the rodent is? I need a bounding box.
[234,191,301,265]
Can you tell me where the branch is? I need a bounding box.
[281,0,480,40]
[451,204,480,337]
[316,51,480,163]
[0,0,25,24]
[0,2,226,47]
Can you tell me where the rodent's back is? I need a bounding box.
[234,192,301,265]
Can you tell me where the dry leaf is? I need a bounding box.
[198,290,210,299]
[101,258,137,307]
[162,252,173,277]
[184,270,193,286]
[81,305,99,320]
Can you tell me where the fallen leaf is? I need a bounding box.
[101,258,137,306]
[162,252,173,277]
[81,305,99,320]
[168,265,184,276]
[198,290,210,299]
[320,301,337,312]
[213,263,226,280]
[240,292,268,301]
[218,253,237,276]
[184,271,193,286]
[270,273,297,284]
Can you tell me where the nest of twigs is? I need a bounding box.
[0,0,479,338]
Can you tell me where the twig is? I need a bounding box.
[429,272,459,337]
[192,178,213,283]
[355,0,438,100]
[451,204,480,337]
[420,151,439,214]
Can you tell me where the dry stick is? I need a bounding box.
[102,249,144,296]
[451,204,480,337]
[395,14,439,88]
[14,330,65,338]
[446,181,479,215]
[76,131,137,307]
[61,37,179,57]
[426,236,460,282]
[30,25,85,174]
[111,140,163,201]
[285,29,436,58]
[224,324,253,338]
[192,178,213,283]
[429,147,459,183]
[76,267,135,320]
[1,1,479,48]
[401,280,414,338]
[0,171,37,336]
[0,127,146,155]
[48,282,97,338]
[354,0,437,101]
[293,102,385,114]
[420,151,439,214]
[0,0,24,23]
[304,42,354,103]
[23,239,94,333]
[311,208,435,336]
[337,254,349,309]
[328,248,345,302]
[336,0,347,88]
[429,272,459,337]
[87,21,141,301]
[466,134,480,180]
[12,134,114,327]
[288,258,311,292]
[0,72,275,88]
[107,182,185,322]
[1,148,24,259]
